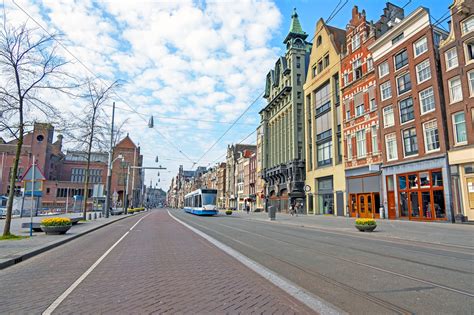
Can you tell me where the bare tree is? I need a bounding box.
[70,78,119,220]
[0,19,71,236]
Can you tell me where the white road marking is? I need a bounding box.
[42,213,151,315]
[168,210,345,315]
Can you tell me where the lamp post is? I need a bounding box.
[105,154,123,218]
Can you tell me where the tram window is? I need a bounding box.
[198,195,202,207]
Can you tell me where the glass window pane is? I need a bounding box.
[432,171,443,187]
[410,192,420,217]
[399,192,409,216]
[422,192,432,218]
[399,175,407,190]
[433,190,446,218]
[420,172,430,188]
[408,174,418,188]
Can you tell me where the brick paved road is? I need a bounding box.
[0,210,313,314]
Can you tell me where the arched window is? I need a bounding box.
[316,36,322,47]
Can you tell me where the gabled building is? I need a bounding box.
[260,9,310,213]
[370,7,451,221]
[341,4,404,219]
[304,18,346,216]
[439,0,474,222]
[225,143,256,209]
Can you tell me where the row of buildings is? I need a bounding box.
[169,0,473,223]
[0,123,145,212]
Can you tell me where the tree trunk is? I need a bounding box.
[3,126,23,236]
[82,109,96,220]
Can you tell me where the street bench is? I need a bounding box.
[21,217,82,231]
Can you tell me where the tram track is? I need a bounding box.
[176,213,414,315]
[175,212,474,306]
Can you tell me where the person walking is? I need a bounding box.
[246,204,250,214]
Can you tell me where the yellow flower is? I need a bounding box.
[41,217,72,226]
[355,218,376,226]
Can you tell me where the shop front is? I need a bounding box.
[382,157,452,221]
[448,148,474,222]
[346,167,382,218]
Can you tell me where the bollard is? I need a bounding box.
[87,213,92,220]
[268,205,276,221]
[94,212,97,220]
[99,213,102,218]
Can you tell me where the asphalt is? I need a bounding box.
[172,208,474,315]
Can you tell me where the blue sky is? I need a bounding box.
[2,0,452,190]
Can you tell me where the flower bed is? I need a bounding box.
[41,217,72,235]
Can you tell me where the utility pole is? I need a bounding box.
[104,102,116,218]
[29,155,35,237]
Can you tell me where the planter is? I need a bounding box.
[355,224,376,232]
[225,210,233,215]
[41,225,71,235]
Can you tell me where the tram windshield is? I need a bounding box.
[202,193,217,205]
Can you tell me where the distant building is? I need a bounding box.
[225,144,256,209]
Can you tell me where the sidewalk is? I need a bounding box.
[226,210,474,248]
[0,212,134,269]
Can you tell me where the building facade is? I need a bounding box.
[341,4,404,218]
[225,144,256,209]
[439,0,474,221]
[255,125,265,211]
[260,9,309,213]
[371,7,451,221]
[216,162,226,209]
[304,19,346,216]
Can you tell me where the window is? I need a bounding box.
[317,60,323,73]
[343,73,349,86]
[423,120,440,152]
[380,81,392,101]
[433,32,442,47]
[385,133,398,161]
[394,50,408,70]
[469,70,474,96]
[371,125,378,153]
[353,58,362,80]
[356,130,366,158]
[312,65,316,78]
[419,87,435,114]
[392,32,404,44]
[466,41,474,62]
[453,112,467,144]
[352,33,361,51]
[297,74,301,85]
[315,81,331,115]
[414,37,428,57]
[399,97,414,123]
[403,128,418,156]
[370,98,376,111]
[445,48,458,70]
[323,54,329,68]
[397,73,412,94]
[346,135,352,160]
[383,106,395,127]
[448,76,463,103]
[356,104,364,116]
[296,56,301,68]
[316,35,322,47]
[461,16,474,34]
[416,59,431,83]
[378,61,389,78]
[346,110,351,120]
[367,57,373,71]
[317,140,332,166]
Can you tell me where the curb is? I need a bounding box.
[0,213,141,270]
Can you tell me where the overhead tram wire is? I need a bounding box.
[209,129,258,165]
[192,91,264,167]
[11,0,196,165]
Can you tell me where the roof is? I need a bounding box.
[326,24,347,55]
[284,8,308,43]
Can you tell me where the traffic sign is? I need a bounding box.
[21,164,46,197]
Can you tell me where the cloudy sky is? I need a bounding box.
[1,0,450,190]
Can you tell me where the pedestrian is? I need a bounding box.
[246,204,250,214]
[289,203,295,216]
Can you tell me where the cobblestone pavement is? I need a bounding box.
[0,210,314,314]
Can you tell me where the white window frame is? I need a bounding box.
[448,76,463,103]
[356,104,364,116]
[414,37,428,57]
[385,133,398,161]
[367,57,373,72]
[453,112,467,145]
[380,81,392,101]
[416,59,431,84]
[461,16,474,35]
[346,135,353,160]
[402,127,418,158]
[378,61,389,78]
[419,86,435,115]
[423,120,440,153]
[465,40,474,64]
[352,33,361,51]
[383,105,395,128]
[445,47,458,70]
[468,70,474,97]
[371,125,378,154]
[370,98,376,111]
[356,130,366,158]
[396,72,412,95]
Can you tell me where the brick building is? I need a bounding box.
[341,4,404,218]
[0,123,143,212]
[439,0,474,221]
[371,7,451,221]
